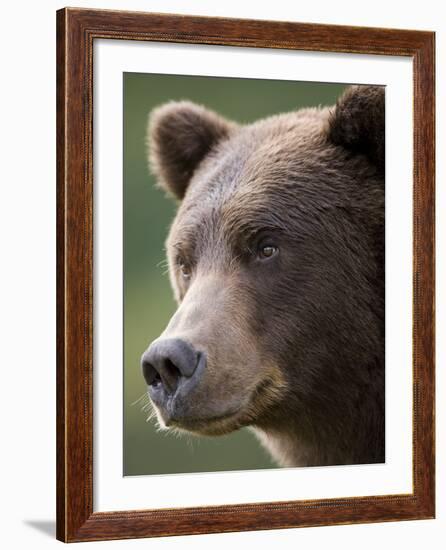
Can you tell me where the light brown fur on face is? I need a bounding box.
[143,86,385,468]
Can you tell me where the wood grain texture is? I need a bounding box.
[56,7,435,543]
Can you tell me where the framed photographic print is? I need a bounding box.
[56,8,435,542]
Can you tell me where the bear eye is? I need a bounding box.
[258,244,279,260]
[178,260,192,279]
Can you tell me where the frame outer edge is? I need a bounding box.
[56,7,436,542]
[56,7,67,543]
[414,31,435,518]
[57,7,94,542]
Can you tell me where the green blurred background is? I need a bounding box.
[123,73,347,476]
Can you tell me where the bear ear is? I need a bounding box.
[328,85,385,172]
[148,101,236,200]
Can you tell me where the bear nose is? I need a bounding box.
[141,338,201,396]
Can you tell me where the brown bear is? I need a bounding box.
[141,85,385,468]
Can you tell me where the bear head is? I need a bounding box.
[141,85,385,465]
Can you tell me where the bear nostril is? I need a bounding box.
[158,358,181,395]
[150,371,162,389]
[141,360,158,386]
[142,359,180,395]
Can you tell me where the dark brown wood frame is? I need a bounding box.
[56,7,435,543]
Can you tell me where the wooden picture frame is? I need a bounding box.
[56,7,435,542]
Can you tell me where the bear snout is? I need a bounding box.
[141,338,206,419]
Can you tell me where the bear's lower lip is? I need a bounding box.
[164,406,243,433]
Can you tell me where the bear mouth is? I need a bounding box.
[154,374,284,437]
[163,406,245,436]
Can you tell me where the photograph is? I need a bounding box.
[125,74,385,476]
